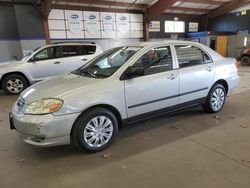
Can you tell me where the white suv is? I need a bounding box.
[0,42,102,95]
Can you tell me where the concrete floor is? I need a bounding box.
[1,67,250,188]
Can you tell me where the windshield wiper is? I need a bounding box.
[79,69,102,78]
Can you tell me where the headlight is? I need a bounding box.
[23,98,63,115]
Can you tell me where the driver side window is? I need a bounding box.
[132,46,173,76]
[33,47,55,61]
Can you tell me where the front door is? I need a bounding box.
[27,46,63,81]
[124,46,180,118]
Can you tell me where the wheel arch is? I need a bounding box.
[212,79,229,93]
[70,104,123,140]
[0,71,30,88]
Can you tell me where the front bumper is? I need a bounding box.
[10,108,80,147]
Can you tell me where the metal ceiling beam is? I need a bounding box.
[51,4,143,14]
[171,6,208,14]
[54,0,147,9]
[145,0,178,22]
[185,0,224,5]
[207,0,250,19]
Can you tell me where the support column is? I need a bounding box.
[43,18,51,44]
[41,0,52,44]
[143,14,149,41]
[201,15,208,31]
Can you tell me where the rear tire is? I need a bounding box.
[1,74,28,95]
[71,107,118,152]
[240,55,250,66]
[203,84,226,113]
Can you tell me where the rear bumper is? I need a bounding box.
[11,107,80,147]
[227,75,240,94]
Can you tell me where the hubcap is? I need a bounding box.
[211,88,225,111]
[83,116,113,148]
[6,79,24,93]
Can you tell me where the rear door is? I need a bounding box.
[60,45,97,73]
[174,45,216,104]
[124,46,180,117]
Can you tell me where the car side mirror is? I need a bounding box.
[123,66,144,79]
[28,56,36,63]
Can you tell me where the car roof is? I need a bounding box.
[125,40,203,48]
[44,42,97,48]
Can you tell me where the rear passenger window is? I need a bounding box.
[62,45,82,57]
[175,45,211,68]
[82,45,96,55]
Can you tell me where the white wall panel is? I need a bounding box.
[48,9,143,39]
[116,13,130,38]
[130,14,143,22]
[100,12,116,38]
[65,20,84,30]
[48,20,65,30]
[66,31,85,39]
[65,10,83,20]
[130,22,143,31]
[49,9,65,20]
[130,30,143,38]
[49,30,66,39]
[83,11,101,38]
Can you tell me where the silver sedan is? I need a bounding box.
[10,40,240,152]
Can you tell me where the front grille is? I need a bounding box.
[16,97,25,111]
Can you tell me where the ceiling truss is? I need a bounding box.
[1,0,248,21]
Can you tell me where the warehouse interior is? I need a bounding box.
[0,0,250,188]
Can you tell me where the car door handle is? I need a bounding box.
[54,61,61,64]
[167,74,177,80]
[206,66,214,72]
[82,58,88,61]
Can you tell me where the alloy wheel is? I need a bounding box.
[6,79,24,94]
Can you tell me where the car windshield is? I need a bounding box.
[21,47,41,61]
[73,46,141,78]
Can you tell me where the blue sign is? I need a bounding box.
[120,16,127,21]
[88,15,96,20]
[105,16,112,20]
[70,14,79,19]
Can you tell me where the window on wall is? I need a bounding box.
[189,22,199,32]
[165,21,185,33]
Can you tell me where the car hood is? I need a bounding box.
[0,61,25,72]
[21,73,102,103]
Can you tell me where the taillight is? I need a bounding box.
[235,61,240,69]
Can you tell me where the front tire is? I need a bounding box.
[203,84,226,113]
[1,74,28,95]
[71,108,118,152]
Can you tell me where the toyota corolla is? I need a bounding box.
[10,41,240,152]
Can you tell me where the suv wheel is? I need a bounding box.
[72,108,118,152]
[240,55,250,66]
[203,84,226,113]
[2,74,28,95]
